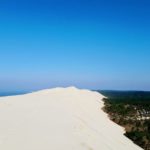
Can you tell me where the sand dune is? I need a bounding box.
[0,87,143,150]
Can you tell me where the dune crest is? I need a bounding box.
[0,87,143,150]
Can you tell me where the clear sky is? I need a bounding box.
[0,0,150,91]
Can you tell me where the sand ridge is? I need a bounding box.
[0,87,143,150]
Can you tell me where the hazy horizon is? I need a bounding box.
[0,0,150,91]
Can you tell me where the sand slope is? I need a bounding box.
[0,87,143,150]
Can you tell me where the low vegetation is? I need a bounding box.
[99,91,150,150]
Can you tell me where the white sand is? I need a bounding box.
[0,87,143,150]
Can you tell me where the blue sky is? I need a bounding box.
[0,0,150,91]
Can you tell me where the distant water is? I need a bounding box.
[0,91,29,97]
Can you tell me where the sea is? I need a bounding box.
[0,91,29,97]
